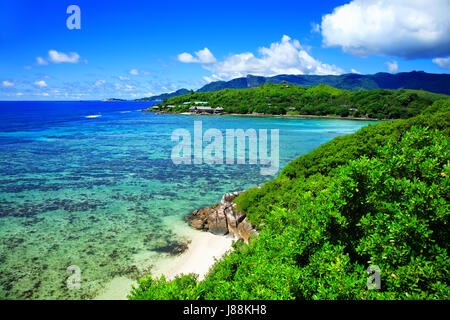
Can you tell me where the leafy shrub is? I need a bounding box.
[129,274,202,300]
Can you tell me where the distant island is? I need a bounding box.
[134,89,191,102]
[102,98,127,101]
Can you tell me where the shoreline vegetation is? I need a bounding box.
[141,83,449,120]
[128,85,449,300]
[145,110,382,121]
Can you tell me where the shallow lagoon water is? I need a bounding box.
[0,101,375,299]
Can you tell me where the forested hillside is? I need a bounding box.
[157,84,449,119]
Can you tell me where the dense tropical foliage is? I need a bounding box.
[156,84,448,119]
[129,98,449,300]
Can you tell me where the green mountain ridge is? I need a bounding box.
[134,71,450,102]
[198,71,450,95]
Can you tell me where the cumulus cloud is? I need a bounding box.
[385,60,399,73]
[321,0,450,59]
[193,48,216,63]
[178,53,197,63]
[350,68,361,74]
[35,50,80,65]
[432,56,450,69]
[48,50,80,63]
[34,80,48,87]
[2,80,14,87]
[198,35,343,81]
[177,48,216,64]
[119,76,130,81]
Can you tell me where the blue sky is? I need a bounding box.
[1,0,449,100]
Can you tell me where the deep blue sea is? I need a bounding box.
[0,101,375,299]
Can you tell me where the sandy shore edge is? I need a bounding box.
[153,231,234,281]
[94,230,234,300]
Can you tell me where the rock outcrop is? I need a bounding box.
[186,192,258,244]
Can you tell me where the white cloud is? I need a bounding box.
[178,52,197,63]
[16,92,23,96]
[199,35,343,81]
[385,60,399,73]
[48,50,80,63]
[42,92,49,96]
[36,57,48,65]
[2,80,14,87]
[321,0,450,59]
[432,56,450,69]
[34,80,48,87]
[177,48,216,64]
[119,76,130,81]
[194,48,216,64]
[350,68,361,74]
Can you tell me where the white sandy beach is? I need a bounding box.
[94,229,234,300]
[153,231,234,280]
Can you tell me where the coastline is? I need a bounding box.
[151,231,234,281]
[94,225,234,300]
[144,110,382,121]
[95,191,249,300]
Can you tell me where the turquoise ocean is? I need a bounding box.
[0,101,375,299]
